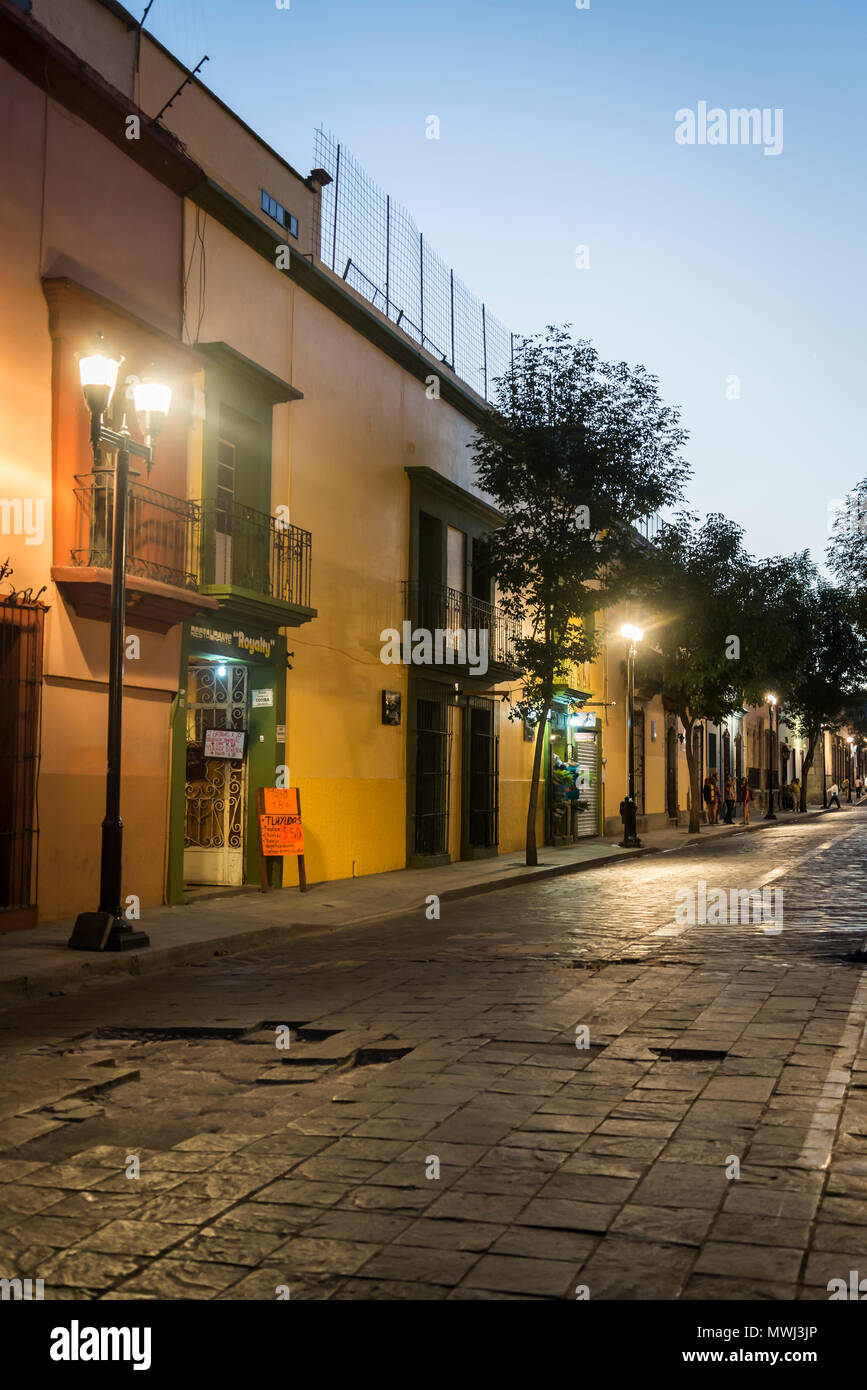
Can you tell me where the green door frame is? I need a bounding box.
[166,619,286,902]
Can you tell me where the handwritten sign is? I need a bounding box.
[257,786,307,890]
[204,728,246,760]
[259,788,303,855]
[259,814,304,856]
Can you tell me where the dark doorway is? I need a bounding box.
[414,696,452,856]
[633,709,646,814]
[666,722,678,819]
[466,696,499,850]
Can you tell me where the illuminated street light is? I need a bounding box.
[69,338,171,954]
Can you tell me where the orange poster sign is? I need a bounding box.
[259,814,303,856]
[263,787,299,815]
[259,787,303,856]
[257,786,307,891]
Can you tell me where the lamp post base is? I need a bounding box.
[618,835,644,848]
[106,923,150,951]
[68,911,149,952]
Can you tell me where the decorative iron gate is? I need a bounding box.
[183,662,248,885]
[0,599,45,929]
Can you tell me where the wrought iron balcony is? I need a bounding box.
[63,476,314,631]
[198,499,312,612]
[71,471,201,588]
[402,580,520,675]
[60,471,213,633]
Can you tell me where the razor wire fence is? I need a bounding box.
[314,128,515,403]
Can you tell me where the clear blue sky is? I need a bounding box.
[143,0,867,566]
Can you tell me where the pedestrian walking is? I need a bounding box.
[791,777,801,812]
[740,776,752,824]
[857,776,863,800]
[702,775,714,824]
[828,782,841,809]
[723,774,736,824]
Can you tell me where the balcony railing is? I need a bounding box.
[402,580,520,672]
[70,477,312,611]
[199,499,312,610]
[72,471,200,588]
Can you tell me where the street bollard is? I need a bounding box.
[619,795,643,849]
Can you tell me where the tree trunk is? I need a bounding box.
[800,732,819,812]
[525,690,552,867]
[681,712,701,834]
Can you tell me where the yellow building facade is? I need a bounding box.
[3,0,691,934]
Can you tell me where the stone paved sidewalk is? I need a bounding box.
[1,812,866,1299]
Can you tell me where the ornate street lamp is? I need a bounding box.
[619,624,644,848]
[764,693,778,821]
[69,337,171,953]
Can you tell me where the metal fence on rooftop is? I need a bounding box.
[314,129,514,403]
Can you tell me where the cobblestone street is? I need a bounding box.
[3,812,867,1301]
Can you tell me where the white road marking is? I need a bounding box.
[797,970,867,1170]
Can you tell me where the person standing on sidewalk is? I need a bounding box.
[723,774,736,824]
[702,775,714,824]
[791,776,801,812]
[828,781,841,809]
[857,776,863,800]
[740,776,752,824]
[710,773,721,825]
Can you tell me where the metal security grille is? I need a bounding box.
[414,694,453,856]
[0,600,45,923]
[467,696,499,847]
[570,731,599,838]
[314,129,515,403]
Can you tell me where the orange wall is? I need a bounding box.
[0,50,188,921]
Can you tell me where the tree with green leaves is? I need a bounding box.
[628,512,784,833]
[778,577,866,811]
[471,326,690,865]
[827,482,867,628]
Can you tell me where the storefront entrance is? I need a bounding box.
[183,660,249,886]
[547,709,601,842]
